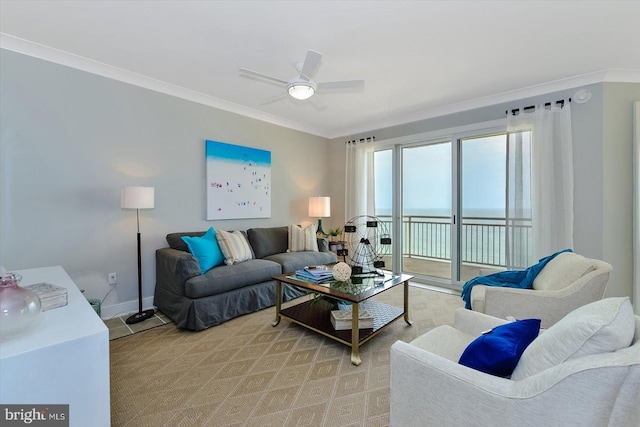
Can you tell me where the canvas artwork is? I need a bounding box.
[206,140,271,220]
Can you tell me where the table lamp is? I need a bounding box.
[308,196,330,235]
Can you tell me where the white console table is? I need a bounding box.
[0,266,110,426]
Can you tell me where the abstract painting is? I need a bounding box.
[206,140,271,220]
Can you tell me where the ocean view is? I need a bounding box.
[371,207,532,268]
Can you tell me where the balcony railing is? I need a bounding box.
[378,215,532,268]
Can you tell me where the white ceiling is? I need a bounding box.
[1,1,640,139]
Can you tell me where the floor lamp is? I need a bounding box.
[121,186,155,324]
[309,196,330,235]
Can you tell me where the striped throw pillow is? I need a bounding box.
[215,229,253,265]
[288,224,319,252]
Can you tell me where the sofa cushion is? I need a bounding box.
[459,319,541,377]
[216,229,253,265]
[167,231,206,252]
[532,252,596,291]
[247,227,288,259]
[265,251,337,275]
[511,297,635,380]
[184,259,281,299]
[181,227,224,274]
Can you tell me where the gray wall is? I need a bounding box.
[329,82,640,300]
[2,47,637,313]
[0,49,331,315]
[602,83,640,301]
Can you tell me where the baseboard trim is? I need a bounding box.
[100,296,156,320]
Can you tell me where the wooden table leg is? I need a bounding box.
[272,280,282,327]
[351,303,361,365]
[404,280,413,325]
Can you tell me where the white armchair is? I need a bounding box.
[471,252,612,328]
[390,301,640,427]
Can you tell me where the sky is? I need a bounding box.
[374,134,523,217]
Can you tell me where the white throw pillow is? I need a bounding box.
[288,224,318,252]
[215,229,253,266]
[511,297,635,380]
[532,252,595,291]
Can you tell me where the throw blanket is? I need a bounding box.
[461,249,572,309]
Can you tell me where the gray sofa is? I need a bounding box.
[154,226,337,330]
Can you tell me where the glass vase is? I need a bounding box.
[0,272,42,340]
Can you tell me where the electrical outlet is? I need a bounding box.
[108,272,117,285]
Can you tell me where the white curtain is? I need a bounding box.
[345,139,375,222]
[506,102,573,267]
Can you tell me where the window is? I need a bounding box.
[372,123,530,288]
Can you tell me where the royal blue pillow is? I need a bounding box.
[181,227,224,274]
[458,318,541,377]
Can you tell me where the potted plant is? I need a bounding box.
[326,227,344,251]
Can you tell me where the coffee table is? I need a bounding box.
[272,270,413,365]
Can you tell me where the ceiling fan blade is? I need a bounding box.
[309,95,327,111]
[239,68,288,85]
[317,80,365,90]
[259,92,288,105]
[300,50,322,80]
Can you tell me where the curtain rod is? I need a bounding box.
[345,136,375,144]
[506,98,571,116]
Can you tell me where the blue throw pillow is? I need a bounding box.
[181,227,224,274]
[458,318,541,377]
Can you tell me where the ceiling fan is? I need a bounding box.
[239,50,364,106]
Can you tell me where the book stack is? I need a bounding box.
[331,309,374,330]
[295,266,334,284]
[25,282,68,311]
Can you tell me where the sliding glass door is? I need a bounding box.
[374,149,394,271]
[401,141,453,280]
[372,126,526,288]
[460,133,511,281]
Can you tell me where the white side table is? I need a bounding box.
[0,266,110,426]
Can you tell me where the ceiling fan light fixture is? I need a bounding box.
[288,82,315,100]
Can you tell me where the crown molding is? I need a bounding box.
[3,33,639,141]
[328,68,640,139]
[0,33,329,138]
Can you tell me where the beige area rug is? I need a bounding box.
[109,285,464,426]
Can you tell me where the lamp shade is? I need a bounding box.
[309,196,330,218]
[121,186,154,209]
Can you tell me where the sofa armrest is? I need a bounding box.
[390,340,514,426]
[454,307,510,336]
[155,248,201,296]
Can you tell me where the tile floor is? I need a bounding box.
[103,311,173,340]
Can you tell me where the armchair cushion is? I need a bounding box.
[512,297,635,380]
[410,325,476,361]
[409,309,512,362]
[459,319,541,377]
[532,252,595,291]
